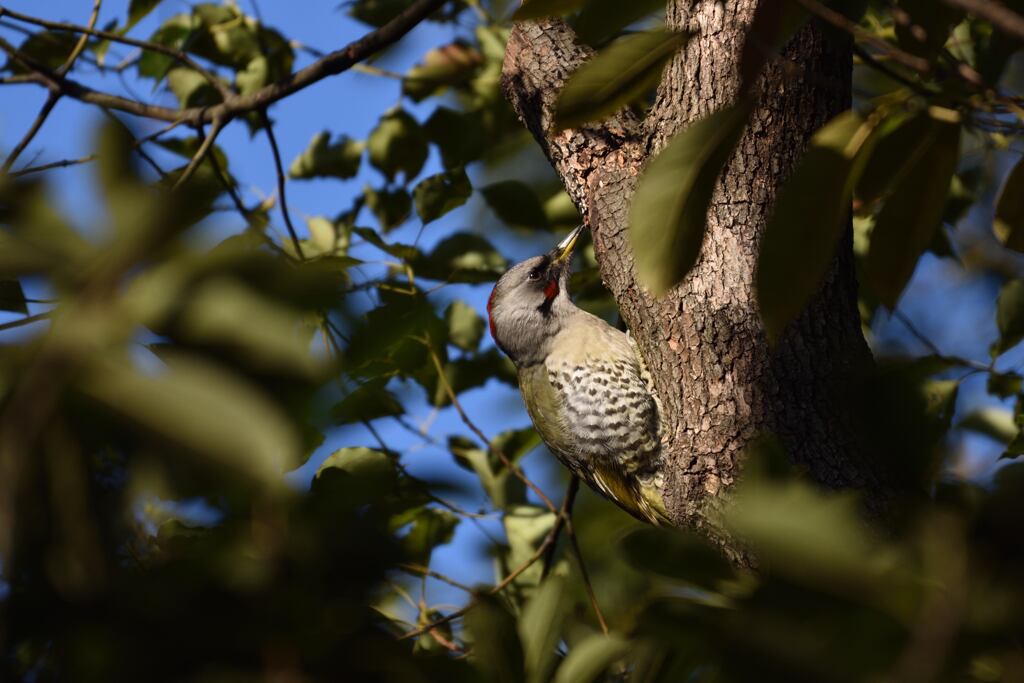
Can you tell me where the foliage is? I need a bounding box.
[1,1,1024,682]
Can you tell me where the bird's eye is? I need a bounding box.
[527,268,542,281]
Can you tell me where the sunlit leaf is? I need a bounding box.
[289,131,363,180]
[556,30,688,130]
[445,299,485,351]
[630,101,751,295]
[503,504,555,591]
[958,407,1016,443]
[411,232,506,282]
[166,67,222,108]
[314,446,397,503]
[552,634,629,683]
[367,108,428,182]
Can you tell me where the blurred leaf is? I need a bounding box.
[894,0,962,59]
[556,30,688,130]
[482,181,549,229]
[575,0,670,45]
[401,507,459,564]
[80,355,300,488]
[552,634,629,683]
[465,595,526,683]
[353,226,421,262]
[368,108,428,182]
[413,168,472,224]
[421,348,517,406]
[166,67,222,108]
[621,527,734,589]
[513,0,586,20]
[424,106,485,169]
[403,41,483,101]
[332,379,404,425]
[519,576,569,683]
[988,371,1022,399]
[6,31,76,73]
[305,215,351,257]
[995,156,1024,252]
[0,279,29,314]
[739,0,807,91]
[994,279,1024,357]
[724,477,897,589]
[864,117,960,309]
[364,185,412,233]
[137,15,191,81]
[289,131,363,180]
[958,407,1016,443]
[445,300,485,351]
[128,0,164,28]
[411,232,506,282]
[758,110,880,341]
[346,292,447,376]
[630,101,751,295]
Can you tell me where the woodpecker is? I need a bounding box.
[487,226,670,525]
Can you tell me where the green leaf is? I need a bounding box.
[958,407,1016,443]
[424,106,485,169]
[331,380,404,425]
[367,109,428,182]
[513,0,586,20]
[403,41,482,102]
[994,279,1024,357]
[864,116,960,309]
[411,232,506,282]
[556,30,688,130]
[166,67,222,108]
[6,31,76,74]
[995,156,1024,252]
[289,131,363,180]
[465,595,526,683]
[128,0,164,29]
[413,168,472,224]
[575,0,670,44]
[503,505,555,591]
[519,577,569,683]
[481,181,549,229]
[0,280,29,314]
[401,507,459,564]
[303,215,351,257]
[757,110,880,341]
[80,355,300,488]
[422,349,516,406]
[313,446,397,503]
[552,634,630,683]
[630,101,751,295]
[445,300,485,351]
[364,185,412,233]
[137,15,191,81]
[620,527,735,589]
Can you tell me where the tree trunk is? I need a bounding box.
[501,1,888,558]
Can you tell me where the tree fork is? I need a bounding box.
[502,1,889,557]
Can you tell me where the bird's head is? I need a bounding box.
[487,225,585,366]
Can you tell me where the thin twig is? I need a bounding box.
[427,348,557,513]
[55,0,101,76]
[8,154,97,178]
[172,117,226,190]
[564,498,608,635]
[892,309,991,372]
[2,92,59,173]
[943,0,1024,42]
[398,487,575,641]
[542,477,578,578]
[260,109,304,259]
[0,311,51,333]
[399,563,475,593]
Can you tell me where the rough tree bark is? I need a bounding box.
[502,1,889,557]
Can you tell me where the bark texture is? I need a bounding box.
[502,1,885,555]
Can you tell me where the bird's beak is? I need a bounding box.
[550,225,585,265]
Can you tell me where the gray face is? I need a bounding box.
[488,252,575,367]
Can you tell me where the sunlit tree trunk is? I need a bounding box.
[502,0,888,559]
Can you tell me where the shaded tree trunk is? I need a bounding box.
[502,0,889,557]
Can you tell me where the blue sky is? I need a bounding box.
[2,0,1022,617]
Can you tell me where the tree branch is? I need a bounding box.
[260,110,304,259]
[0,0,448,125]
